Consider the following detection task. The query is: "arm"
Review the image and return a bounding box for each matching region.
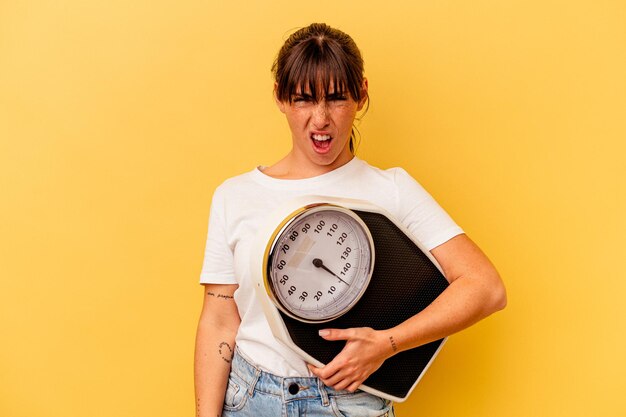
[194,283,240,417]
[308,233,507,392]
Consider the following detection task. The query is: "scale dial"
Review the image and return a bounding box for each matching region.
[264,204,375,323]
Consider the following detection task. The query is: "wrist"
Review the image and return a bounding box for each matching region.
[379,328,401,357]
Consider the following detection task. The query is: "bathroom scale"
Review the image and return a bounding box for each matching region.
[252,196,449,402]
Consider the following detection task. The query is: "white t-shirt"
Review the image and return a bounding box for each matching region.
[200,157,463,376]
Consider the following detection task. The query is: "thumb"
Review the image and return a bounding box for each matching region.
[318,328,352,341]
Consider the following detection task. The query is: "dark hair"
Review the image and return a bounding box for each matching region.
[271,23,367,152]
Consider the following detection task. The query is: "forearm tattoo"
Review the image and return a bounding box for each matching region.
[196,397,221,417]
[218,341,234,363]
[207,291,234,300]
[389,336,398,353]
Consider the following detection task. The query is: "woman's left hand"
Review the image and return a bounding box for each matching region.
[307,327,392,392]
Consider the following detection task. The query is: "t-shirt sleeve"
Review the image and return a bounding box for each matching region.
[199,186,237,284]
[393,168,464,250]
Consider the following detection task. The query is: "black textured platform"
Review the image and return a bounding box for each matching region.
[279,210,449,399]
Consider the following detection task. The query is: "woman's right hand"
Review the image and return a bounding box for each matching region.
[194,283,240,417]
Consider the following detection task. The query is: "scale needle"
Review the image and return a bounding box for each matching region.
[312,258,349,285]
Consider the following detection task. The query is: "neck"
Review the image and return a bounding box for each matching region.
[262,152,354,180]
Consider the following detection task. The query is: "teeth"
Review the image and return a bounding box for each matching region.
[312,134,331,141]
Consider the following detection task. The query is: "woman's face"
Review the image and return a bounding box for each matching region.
[276,80,367,174]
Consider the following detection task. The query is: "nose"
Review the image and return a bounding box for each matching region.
[311,101,330,128]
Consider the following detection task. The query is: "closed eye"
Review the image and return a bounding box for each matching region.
[292,94,314,102]
[326,94,348,101]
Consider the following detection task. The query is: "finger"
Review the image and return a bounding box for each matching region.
[324,360,360,388]
[314,354,348,380]
[346,380,361,393]
[318,328,354,341]
[315,362,341,380]
[309,364,335,381]
[307,363,322,376]
[321,368,348,387]
[330,377,354,391]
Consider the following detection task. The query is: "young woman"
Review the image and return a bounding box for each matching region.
[194,23,507,417]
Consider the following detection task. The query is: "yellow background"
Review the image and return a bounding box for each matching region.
[1,1,625,416]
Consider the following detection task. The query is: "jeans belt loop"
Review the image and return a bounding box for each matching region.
[317,378,330,407]
[248,367,261,397]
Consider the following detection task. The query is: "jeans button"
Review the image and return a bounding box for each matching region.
[288,383,299,395]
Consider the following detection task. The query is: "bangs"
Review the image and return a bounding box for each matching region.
[275,38,363,103]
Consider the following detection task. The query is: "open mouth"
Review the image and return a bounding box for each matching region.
[311,133,332,151]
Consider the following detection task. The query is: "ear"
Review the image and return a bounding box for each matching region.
[357,78,369,111]
[274,83,287,114]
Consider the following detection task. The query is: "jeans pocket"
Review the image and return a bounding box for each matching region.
[330,392,392,417]
[223,376,248,411]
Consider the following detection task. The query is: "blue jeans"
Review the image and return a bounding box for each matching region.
[223,349,395,417]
